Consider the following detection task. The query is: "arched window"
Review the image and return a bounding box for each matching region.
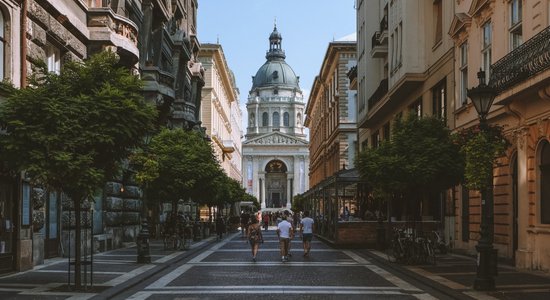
[283,112,289,126]
[0,10,5,80]
[272,112,280,128]
[540,140,550,223]
[262,112,269,126]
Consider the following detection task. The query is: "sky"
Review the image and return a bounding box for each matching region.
[197,0,356,135]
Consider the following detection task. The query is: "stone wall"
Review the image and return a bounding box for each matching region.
[103,182,142,248]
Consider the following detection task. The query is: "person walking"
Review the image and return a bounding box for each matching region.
[247,216,263,262]
[215,215,225,241]
[300,211,315,257]
[240,210,250,238]
[262,213,269,231]
[276,214,293,262]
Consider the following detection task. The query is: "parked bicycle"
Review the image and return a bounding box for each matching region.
[386,227,436,265]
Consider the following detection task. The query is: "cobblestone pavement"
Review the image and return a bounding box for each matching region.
[2,228,550,299]
[102,229,455,300]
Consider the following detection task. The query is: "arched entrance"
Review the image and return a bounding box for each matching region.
[265,160,288,208]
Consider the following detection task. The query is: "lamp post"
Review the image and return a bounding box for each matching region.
[467,70,498,290]
[137,135,152,263]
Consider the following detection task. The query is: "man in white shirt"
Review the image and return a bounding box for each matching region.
[276,216,293,262]
[300,211,315,257]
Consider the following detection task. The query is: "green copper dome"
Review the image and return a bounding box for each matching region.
[251,26,300,89]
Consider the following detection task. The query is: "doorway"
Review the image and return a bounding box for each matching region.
[265,160,288,208]
[512,155,518,261]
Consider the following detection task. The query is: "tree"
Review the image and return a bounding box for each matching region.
[131,127,220,218]
[357,114,463,222]
[0,51,157,288]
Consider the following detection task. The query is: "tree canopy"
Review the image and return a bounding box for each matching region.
[357,114,463,209]
[131,127,221,210]
[0,51,157,199]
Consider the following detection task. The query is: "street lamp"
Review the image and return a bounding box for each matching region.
[467,69,498,290]
[137,134,153,263]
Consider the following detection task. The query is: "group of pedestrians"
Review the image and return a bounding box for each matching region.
[245,210,315,262]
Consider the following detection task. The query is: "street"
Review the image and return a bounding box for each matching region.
[1,228,550,300]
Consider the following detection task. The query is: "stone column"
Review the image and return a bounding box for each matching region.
[286,176,293,209]
[515,128,532,268]
[260,173,266,209]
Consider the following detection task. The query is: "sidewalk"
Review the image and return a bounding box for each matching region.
[0,236,217,300]
[365,249,550,300]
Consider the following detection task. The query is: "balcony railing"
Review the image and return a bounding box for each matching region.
[367,78,389,110]
[490,25,550,94]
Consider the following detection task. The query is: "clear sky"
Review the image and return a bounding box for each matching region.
[197,0,356,135]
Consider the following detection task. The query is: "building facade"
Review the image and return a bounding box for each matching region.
[305,37,357,188]
[0,0,22,275]
[450,0,550,272]
[199,43,242,183]
[356,0,456,226]
[242,26,309,211]
[0,0,204,274]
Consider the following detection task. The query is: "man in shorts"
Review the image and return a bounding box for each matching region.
[276,215,293,262]
[300,211,314,257]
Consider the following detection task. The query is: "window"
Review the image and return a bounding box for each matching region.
[409,98,422,117]
[460,43,468,105]
[283,112,289,126]
[371,131,380,148]
[540,140,550,224]
[383,122,390,140]
[0,11,4,80]
[509,0,522,50]
[434,0,443,44]
[272,112,280,128]
[432,80,446,122]
[46,43,61,74]
[262,112,269,126]
[481,22,492,82]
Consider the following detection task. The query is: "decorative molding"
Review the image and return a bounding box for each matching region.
[244,132,308,146]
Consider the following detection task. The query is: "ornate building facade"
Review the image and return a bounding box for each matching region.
[450,0,550,272]
[306,36,357,188]
[0,0,204,274]
[199,43,242,183]
[242,26,309,210]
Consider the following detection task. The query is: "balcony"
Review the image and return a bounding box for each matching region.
[87,7,139,64]
[370,32,388,58]
[490,25,550,95]
[367,78,388,110]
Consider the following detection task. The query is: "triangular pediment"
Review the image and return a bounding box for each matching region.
[468,0,491,17]
[243,132,308,146]
[449,12,471,38]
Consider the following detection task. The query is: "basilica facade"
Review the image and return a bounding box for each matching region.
[242,26,309,211]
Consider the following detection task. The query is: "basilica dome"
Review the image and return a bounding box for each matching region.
[251,26,300,89]
[252,60,299,89]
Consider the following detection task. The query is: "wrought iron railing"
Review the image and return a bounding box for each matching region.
[490,25,550,93]
[367,78,389,110]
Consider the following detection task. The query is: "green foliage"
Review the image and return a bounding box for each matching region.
[0,51,157,200]
[291,193,306,213]
[357,114,464,195]
[131,128,220,206]
[454,123,510,190]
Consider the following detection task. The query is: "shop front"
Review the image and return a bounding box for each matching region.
[0,177,16,273]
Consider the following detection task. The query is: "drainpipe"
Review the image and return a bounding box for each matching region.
[21,0,27,87]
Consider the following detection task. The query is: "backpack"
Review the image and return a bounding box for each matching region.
[249,226,261,242]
